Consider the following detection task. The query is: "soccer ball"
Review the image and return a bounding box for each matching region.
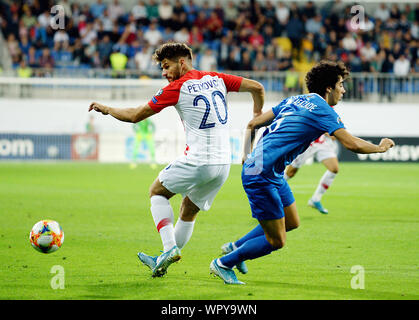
[29,220,64,254]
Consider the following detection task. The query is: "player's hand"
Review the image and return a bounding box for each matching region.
[378,138,395,152]
[89,102,109,115]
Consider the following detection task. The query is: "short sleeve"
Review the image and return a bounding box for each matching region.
[147,83,181,113]
[271,98,291,116]
[320,107,346,135]
[217,73,243,92]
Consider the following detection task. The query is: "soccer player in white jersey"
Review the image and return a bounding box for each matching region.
[284,132,339,214]
[88,42,265,277]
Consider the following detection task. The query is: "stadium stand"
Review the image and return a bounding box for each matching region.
[0,0,419,100]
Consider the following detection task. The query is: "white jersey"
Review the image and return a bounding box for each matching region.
[148,70,243,165]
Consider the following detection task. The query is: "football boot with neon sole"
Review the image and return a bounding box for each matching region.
[152,245,181,278]
[221,242,248,274]
[308,198,329,214]
[210,259,245,285]
[137,252,158,271]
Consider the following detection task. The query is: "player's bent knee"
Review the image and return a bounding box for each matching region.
[287,220,300,231]
[330,167,339,174]
[267,236,286,250]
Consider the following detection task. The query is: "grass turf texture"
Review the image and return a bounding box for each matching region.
[0,162,418,300]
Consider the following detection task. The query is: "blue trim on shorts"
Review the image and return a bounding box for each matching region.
[243,179,295,221]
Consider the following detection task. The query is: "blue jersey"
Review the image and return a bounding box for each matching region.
[242,93,345,186]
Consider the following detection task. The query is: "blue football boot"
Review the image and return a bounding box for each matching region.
[308,198,329,214]
[152,245,181,278]
[137,252,158,271]
[210,259,245,285]
[221,242,248,274]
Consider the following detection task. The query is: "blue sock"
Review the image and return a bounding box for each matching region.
[234,224,265,248]
[220,235,277,269]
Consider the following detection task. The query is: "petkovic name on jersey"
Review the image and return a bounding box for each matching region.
[187,78,220,94]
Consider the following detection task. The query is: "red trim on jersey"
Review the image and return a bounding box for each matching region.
[147,70,243,113]
[148,81,182,113]
[156,218,171,232]
[184,144,189,155]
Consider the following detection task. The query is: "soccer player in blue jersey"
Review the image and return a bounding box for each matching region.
[210,61,395,284]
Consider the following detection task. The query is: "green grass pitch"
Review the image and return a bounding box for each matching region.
[0,162,418,300]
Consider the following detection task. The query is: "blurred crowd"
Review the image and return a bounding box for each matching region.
[1,0,419,78]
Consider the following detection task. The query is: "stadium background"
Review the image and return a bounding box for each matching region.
[0,0,418,302]
[1,0,419,164]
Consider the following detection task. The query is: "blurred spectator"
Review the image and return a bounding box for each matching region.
[7,34,20,63]
[342,33,357,52]
[278,50,293,71]
[39,47,55,68]
[390,4,401,20]
[134,42,153,73]
[37,10,51,29]
[248,29,264,49]
[225,47,241,70]
[284,66,299,94]
[206,11,223,40]
[161,26,175,43]
[158,0,173,28]
[360,41,377,61]
[253,52,267,71]
[411,21,419,40]
[108,0,124,23]
[394,54,410,76]
[375,3,390,22]
[224,1,238,30]
[90,0,106,19]
[199,48,217,71]
[189,26,203,49]
[17,59,32,78]
[184,0,199,25]
[306,14,322,35]
[144,22,162,47]
[286,12,304,50]
[301,1,317,20]
[21,6,37,29]
[239,51,252,71]
[174,27,189,43]
[27,46,39,68]
[276,1,290,29]
[146,0,159,21]
[265,50,279,71]
[53,29,69,47]
[132,0,148,26]
[80,22,97,46]
[110,47,128,76]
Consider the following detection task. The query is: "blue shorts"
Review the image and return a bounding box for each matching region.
[243,180,295,221]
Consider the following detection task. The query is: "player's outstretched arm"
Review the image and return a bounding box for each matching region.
[88,102,156,123]
[333,128,395,154]
[238,78,265,117]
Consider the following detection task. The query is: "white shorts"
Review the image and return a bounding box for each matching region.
[291,139,338,169]
[158,158,230,211]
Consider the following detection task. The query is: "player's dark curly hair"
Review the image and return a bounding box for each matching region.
[305,60,349,97]
[152,42,193,63]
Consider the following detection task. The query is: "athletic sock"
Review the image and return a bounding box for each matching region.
[234,224,265,248]
[311,170,336,202]
[220,235,277,269]
[174,218,195,249]
[150,195,176,252]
